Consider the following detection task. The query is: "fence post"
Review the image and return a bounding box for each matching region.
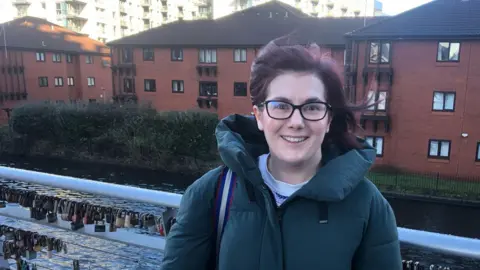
[435,172,440,195]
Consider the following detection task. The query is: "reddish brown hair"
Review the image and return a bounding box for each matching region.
[249,36,372,153]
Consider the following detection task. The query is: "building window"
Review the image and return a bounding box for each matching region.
[171,48,183,61]
[143,48,154,61]
[89,99,97,103]
[234,82,247,96]
[367,91,387,111]
[54,77,64,86]
[52,53,61,63]
[38,77,48,87]
[199,49,217,63]
[67,77,74,86]
[437,42,460,62]
[234,49,247,62]
[66,54,73,63]
[199,82,218,96]
[36,52,45,62]
[476,142,480,162]
[144,79,156,92]
[86,55,93,64]
[432,91,455,112]
[124,78,133,92]
[428,139,451,159]
[122,48,133,63]
[369,42,390,64]
[365,136,384,157]
[172,80,184,93]
[87,77,95,86]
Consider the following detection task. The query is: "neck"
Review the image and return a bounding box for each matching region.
[268,152,322,185]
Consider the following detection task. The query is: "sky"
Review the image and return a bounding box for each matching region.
[381,0,434,15]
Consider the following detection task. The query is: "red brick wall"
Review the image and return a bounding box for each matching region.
[0,49,112,106]
[354,40,480,177]
[113,46,346,118]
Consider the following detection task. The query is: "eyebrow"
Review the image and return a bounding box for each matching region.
[269,97,326,103]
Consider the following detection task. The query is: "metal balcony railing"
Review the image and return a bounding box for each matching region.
[0,166,477,268]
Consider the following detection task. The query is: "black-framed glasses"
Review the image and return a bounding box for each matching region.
[258,100,331,121]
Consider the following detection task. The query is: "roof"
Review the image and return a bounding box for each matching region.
[0,16,109,55]
[108,0,387,47]
[347,0,480,39]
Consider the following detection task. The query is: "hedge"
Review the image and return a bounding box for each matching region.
[0,102,221,174]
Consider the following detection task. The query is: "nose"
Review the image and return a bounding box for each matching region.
[287,108,305,129]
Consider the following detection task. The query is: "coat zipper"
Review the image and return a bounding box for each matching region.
[261,184,286,270]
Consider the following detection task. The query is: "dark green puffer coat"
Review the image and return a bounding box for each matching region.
[162,114,402,270]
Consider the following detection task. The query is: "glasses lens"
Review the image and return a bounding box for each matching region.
[266,101,293,119]
[301,102,328,120]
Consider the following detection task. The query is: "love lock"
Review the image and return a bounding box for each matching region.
[0,200,6,208]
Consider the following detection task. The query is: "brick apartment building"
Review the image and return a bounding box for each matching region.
[107,1,383,117]
[0,16,112,122]
[345,0,480,177]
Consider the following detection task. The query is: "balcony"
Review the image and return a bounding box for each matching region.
[141,0,150,6]
[12,0,31,5]
[119,5,127,14]
[65,9,87,20]
[143,12,150,19]
[161,6,168,12]
[120,19,128,28]
[64,0,88,5]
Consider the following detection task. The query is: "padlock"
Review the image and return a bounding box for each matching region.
[0,200,6,208]
[109,220,116,232]
[5,229,14,241]
[47,238,54,259]
[94,220,106,232]
[47,211,57,223]
[24,250,37,260]
[73,259,80,270]
[124,212,132,228]
[146,215,157,233]
[115,210,125,228]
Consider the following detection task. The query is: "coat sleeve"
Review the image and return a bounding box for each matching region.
[161,167,221,270]
[353,187,402,270]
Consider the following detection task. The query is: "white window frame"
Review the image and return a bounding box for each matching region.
[476,142,480,162]
[432,91,455,111]
[36,52,45,62]
[234,49,247,62]
[172,80,184,93]
[87,77,95,86]
[428,139,451,159]
[365,136,384,157]
[67,77,74,86]
[52,53,61,62]
[367,90,387,111]
[86,55,93,64]
[199,49,217,63]
[54,77,63,86]
[437,42,460,62]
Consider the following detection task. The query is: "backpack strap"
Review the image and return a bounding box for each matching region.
[213,166,236,265]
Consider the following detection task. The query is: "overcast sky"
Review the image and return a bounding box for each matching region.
[382,0,433,15]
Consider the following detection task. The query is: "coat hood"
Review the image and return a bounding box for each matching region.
[215,114,376,202]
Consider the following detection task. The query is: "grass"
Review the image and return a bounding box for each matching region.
[367,171,480,201]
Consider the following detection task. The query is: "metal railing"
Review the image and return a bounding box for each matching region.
[0,166,478,265]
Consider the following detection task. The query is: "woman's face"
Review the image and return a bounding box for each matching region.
[253,71,331,166]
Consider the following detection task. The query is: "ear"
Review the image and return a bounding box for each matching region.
[252,105,264,131]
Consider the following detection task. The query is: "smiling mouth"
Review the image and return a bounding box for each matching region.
[281,136,308,143]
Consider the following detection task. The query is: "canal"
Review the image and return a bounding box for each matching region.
[0,155,479,269]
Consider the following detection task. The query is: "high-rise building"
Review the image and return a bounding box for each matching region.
[0,0,215,43]
[212,0,383,19]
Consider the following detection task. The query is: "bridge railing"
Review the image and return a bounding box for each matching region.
[0,166,478,268]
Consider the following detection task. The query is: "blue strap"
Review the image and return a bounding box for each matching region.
[214,167,236,267]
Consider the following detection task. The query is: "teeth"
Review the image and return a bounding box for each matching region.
[281,136,307,143]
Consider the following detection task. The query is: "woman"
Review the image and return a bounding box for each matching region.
[161,38,402,270]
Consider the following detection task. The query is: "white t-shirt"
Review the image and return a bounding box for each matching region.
[258,153,310,206]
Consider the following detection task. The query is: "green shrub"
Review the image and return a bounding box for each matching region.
[6,102,220,173]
